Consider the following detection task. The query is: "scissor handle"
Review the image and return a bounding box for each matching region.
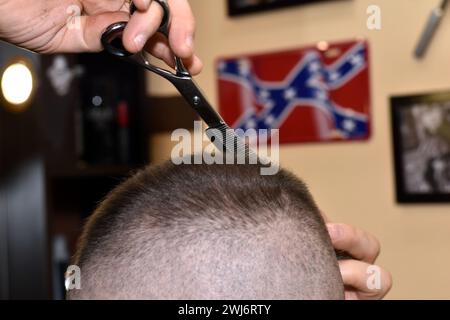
[101,0,170,58]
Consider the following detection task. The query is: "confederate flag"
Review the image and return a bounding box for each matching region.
[217,40,371,144]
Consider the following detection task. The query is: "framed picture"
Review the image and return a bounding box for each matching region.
[228,0,336,16]
[391,91,450,203]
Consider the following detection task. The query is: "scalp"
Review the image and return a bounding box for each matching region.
[68,162,344,300]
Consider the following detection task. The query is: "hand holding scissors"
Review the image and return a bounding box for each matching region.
[0,0,200,75]
[102,0,253,158]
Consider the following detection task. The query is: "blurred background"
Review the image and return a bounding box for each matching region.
[1,0,450,299]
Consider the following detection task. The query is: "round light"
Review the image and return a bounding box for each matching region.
[1,62,34,106]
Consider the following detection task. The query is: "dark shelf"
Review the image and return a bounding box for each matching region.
[1,44,152,299]
[48,163,138,179]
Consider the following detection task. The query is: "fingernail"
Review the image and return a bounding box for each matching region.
[327,224,342,241]
[185,34,194,50]
[134,34,146,51]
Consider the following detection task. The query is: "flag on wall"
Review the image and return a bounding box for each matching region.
[217,40,371,144]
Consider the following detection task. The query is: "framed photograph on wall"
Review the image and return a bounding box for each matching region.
[391,91,450,203]
[228,0,336,16]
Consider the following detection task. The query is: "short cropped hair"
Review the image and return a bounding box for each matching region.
[68,160,344,299]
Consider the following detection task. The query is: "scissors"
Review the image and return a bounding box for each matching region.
[101,0,250,158]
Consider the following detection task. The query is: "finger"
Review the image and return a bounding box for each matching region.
[185,55,203,75]
[327,223,380,263]
[339,260,392,300]
[178,54,203,75]
[54,11,130,53]
[167,0,196,59]
[132,0,152,11]
[144,35,203,75]
[122,0,164,53]
[144,34,175,68]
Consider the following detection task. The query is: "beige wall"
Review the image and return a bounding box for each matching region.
[147,0,450,299]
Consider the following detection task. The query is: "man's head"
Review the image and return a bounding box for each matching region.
[68,161,344,299]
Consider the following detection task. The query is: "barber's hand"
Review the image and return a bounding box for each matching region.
[326,223,392,299]
[0,0,202,74]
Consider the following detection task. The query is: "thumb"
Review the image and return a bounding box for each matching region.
[55,11,130,53]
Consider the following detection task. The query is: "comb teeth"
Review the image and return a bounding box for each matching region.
[206,124,258,163]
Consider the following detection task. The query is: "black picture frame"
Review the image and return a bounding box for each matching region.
[391,91,450,203]
[228,0,336,16]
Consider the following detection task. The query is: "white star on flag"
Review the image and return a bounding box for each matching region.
[343,119,356,132]
[284,88,297,100]
[218,61,227,72]
[307,76,327,90]
[264,100,275,109]
[329,71,340,82]
[350,54,363,66]
[315,90,328,101]
[238,59,251,76]
[308,61,321,73]
[265,115,276,126]
[245,119,257,129]
[258,89,270,100]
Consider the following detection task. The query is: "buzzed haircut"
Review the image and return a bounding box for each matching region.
[67,159,344,300]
